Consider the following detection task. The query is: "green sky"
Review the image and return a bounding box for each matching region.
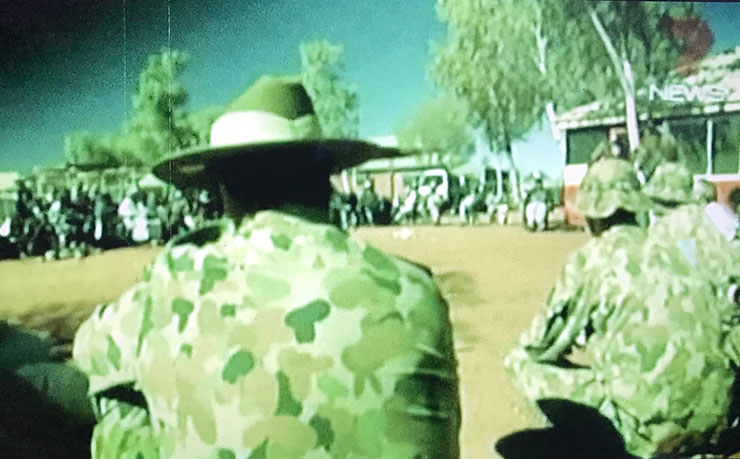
[1,1,740,174]
[0,0,444,173]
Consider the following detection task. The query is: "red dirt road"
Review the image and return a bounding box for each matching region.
[0,224,588,458]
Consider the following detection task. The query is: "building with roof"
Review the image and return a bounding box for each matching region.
[556,48,740,224]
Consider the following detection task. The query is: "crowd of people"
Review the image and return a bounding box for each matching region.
[329,174,552,230]
[1,169,554,263]
[0,177,220,260]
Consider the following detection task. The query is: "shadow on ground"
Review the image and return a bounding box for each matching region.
[495,399,636,459]
[496,397,740,459]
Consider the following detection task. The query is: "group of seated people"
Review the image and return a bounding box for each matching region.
[0,179,220,260]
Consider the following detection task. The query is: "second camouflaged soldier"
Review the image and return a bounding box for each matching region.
[73,75,461,458]
[504,158,740,456]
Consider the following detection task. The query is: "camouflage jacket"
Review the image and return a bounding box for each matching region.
[646,204,740,282]
[588,235,738,456]
[522,224,647,362]
[73,211,461,458]
[646,203,740,367]
[511,217,740,456]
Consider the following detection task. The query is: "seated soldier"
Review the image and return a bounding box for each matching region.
[73,75,461,458]
[506,158,740,457]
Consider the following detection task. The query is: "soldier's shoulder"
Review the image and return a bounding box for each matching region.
[662,203,704,221]
[168,219,232,248]
[583,225,645,255]
[392,255,434,278]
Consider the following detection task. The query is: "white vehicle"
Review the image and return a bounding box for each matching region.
[418,169,450,199]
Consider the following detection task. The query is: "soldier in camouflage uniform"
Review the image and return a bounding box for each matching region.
[73,75,461,458]
[642,161,694,225]
[506,158,740,456]
[505,159,650,392]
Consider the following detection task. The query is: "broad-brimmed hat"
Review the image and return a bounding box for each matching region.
[153,75,398,188]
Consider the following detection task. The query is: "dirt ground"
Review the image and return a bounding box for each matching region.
[0,223,589,458]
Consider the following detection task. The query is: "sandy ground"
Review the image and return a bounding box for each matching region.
[0,223,589,458]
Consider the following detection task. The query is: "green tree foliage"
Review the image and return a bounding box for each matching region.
[511,0,618,137]
[186,105,226,147]
[63,132,123,167]
[63,48,199,168]
[300,40,359,138]
[123,49,196,165]
[431,0,547,201]
[585,2,689,151]
[395,96,474,167]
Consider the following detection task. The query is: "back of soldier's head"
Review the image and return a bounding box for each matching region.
[577,158,650,236]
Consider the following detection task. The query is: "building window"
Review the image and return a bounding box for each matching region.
[566,127,609,165]
[666,118,707,175]
[712,115,740,174]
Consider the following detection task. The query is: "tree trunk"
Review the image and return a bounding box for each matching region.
[545,101,561,142]
[341,170,350,193]
[494,161,504,198]
[589,8,640,152]
[623,60,640,152]
[532,15,561,143]
[505,142,522,204]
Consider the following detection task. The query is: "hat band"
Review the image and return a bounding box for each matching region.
[210,111,322,148]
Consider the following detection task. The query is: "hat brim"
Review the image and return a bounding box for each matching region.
[153,139,399,189]
[576,189,654,219]
[644,187,694,205]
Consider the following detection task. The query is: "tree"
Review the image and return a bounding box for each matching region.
[511,0,619,142]
[395,96,474,168]
[431,0,547,201]
[185,105,225,147]
[63,132,122,167]
[586,2,688,152]
[300,40,359,138]
[122,48,195,165]
[61,48,200,168]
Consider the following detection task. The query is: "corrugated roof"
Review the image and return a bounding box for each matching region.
[556,48,740,130]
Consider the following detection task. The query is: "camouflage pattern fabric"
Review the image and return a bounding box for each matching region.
[509,224,646,363]
[506,216,740,457]
[92,399,159,459]
[73,210,461,458]
[576,158,652,219]
[647,204,740,283]
[694,179,717,204]
[646,203,740,367]
[643,162,694,205]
